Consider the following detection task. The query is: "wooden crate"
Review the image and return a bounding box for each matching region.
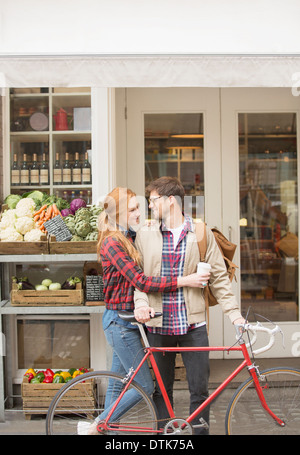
[0,204,49,254]
[48,235,97,254]
[22,372,94,419]
[0,235,49,255]
[11,282,84,306]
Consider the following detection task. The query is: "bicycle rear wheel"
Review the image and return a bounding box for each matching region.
[225,367,300,435]
[46,371,158,435]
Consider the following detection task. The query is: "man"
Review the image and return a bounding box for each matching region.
[134,177,244,435]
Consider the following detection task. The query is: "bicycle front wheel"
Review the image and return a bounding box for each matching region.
[225,367,300,435]
[46,371,158,435]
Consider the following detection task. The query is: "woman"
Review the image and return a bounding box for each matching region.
[79,187,208,434]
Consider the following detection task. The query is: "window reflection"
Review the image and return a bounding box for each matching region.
[144,113,204,220]
[239,113,298,321]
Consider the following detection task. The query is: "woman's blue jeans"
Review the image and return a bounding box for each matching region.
[96,320,154,423]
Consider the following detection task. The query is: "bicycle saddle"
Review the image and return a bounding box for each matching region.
[118,310,162,323]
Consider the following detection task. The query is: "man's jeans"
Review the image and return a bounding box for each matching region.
[147,325,210,435]
[96,320,154,423]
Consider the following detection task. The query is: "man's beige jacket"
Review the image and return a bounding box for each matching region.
[134,221,242,328]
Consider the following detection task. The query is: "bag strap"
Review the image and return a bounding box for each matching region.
[195,222,210,332]
[195,222,206,261]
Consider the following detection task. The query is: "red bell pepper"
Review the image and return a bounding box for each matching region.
[79,367,88,373]
[24,373,34,382]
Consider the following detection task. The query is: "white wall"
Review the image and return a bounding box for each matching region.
[1,0,300,55]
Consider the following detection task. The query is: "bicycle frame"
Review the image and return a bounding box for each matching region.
[100,333,285,434]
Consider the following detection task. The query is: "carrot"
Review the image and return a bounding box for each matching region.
[45,205,53,219]
[52,203,59,216]
[34,214,40,222]
[34,204,48,216]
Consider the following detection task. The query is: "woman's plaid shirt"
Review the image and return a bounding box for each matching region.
[100,232,177,310]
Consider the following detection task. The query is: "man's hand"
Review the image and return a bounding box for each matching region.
[134,306,155,323]
[233,317,246,326]
[177,273,210,288]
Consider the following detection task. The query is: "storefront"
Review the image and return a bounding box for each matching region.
[1,1,300,419]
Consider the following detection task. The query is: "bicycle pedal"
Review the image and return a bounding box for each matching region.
[193,418,209,430]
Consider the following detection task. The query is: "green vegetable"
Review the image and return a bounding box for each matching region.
[35,372,45,382]
[68,368,77,376]
[35,284,48,291]
[75,207,91,222]
[75,220,91,238]
[30,377,42,384]
[49,283,61,290]
[4,194,22,209]
[42,279,52,287]
[85,231,98,241]
[53,375,64,383]
[71,235,84,242]
[90,205,103,216]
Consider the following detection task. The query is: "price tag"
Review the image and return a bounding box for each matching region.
[44,215,72,242]
[85,275,104,301]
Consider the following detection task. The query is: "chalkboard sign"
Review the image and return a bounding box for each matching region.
[44,215,72,242]
[85,275,104,301]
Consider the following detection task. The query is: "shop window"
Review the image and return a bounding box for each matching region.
[144,113,204,220]
[17,318,90,369]
[239,113,298,321]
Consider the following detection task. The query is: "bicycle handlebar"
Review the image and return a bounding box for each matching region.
[235,322,284,355]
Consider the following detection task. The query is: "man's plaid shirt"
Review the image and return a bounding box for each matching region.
[148,215,199,336]
[100,231,177,310]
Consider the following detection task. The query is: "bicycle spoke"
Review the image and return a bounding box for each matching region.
[226,368,300,435]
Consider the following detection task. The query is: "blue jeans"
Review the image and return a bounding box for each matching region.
[96,318,154,423]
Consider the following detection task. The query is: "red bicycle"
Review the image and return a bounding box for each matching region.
[46,312,300,435]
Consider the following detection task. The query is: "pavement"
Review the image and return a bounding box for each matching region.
[0,358,299,436]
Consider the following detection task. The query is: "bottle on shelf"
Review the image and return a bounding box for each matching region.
[53,152,62,185]
[30,153,40,186]
[63,152,72,185]
[40,153,49,185]
[82,152,92,184]
[20,153,29,185]
[72,152,82,184]
[87,190,92,205]
[11,153,20,186]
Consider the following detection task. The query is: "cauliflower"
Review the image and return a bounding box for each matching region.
[0,209,17,230]
[0,227,23,242]
[24,228,43,242]
[15,198,36,218]
[15,216,35,235]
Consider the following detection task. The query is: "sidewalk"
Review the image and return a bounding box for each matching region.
[0,358,299,435]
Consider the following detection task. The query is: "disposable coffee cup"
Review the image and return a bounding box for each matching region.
[197,262,211,286]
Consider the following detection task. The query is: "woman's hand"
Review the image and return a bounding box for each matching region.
[134,306,155,323]
[177,273,210,288]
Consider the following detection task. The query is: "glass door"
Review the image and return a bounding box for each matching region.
[144,113,204,220]
[222,88,300,357]
[124,88,225,351]
[239,112,298,322]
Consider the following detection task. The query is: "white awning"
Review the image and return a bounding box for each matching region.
[1,54,300,88]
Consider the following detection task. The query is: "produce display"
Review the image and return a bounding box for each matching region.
[1,191,102,243]
[62,202,102,242]
[24,367,89,384]
[13,275,82,291]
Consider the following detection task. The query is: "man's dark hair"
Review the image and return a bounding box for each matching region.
[146,177,185,204]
